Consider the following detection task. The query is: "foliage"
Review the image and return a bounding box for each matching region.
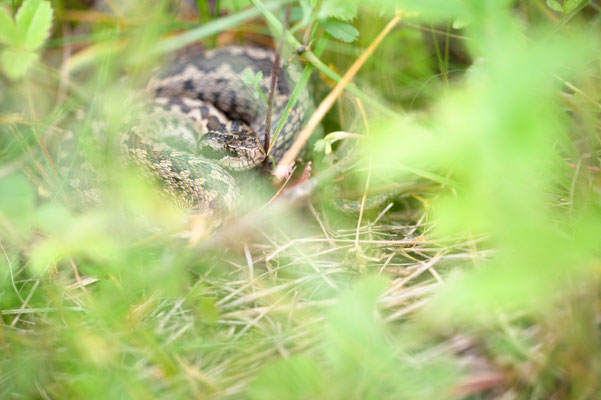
[2,0,601,399]
[0,0,53,79]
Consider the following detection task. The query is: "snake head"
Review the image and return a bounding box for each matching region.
[199,126,266,171]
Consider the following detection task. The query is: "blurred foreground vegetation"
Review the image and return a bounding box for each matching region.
[2,0,601,398]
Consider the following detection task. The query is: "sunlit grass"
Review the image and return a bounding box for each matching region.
[2,0,601,398]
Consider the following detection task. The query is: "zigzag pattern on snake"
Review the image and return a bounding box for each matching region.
[117,46,312,218]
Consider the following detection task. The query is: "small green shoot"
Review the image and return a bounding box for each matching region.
[242,68,269,104]
[0,0,53,79]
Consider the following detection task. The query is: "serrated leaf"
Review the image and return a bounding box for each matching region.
[320,18,359,43]
[314,0,358,21]
[15,0,53,50]
[546,0,563,12]
[1,48,38,79]
[241,68,257,85]
[0,8,17,46]
[564,0,583,13]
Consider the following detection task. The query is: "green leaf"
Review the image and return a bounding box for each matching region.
[249,356,326,400]
[241,68,268,104]
[564,0,583,13]
[452,18,469,29]
[314,0,358,21]
[0,174,35,233]
[0,8,17,45]
[320,18,359,43]
[15,0,53,50]
[241,68,262,86]
[1,47,38,79]
[314,131,360,155]
[546,0,563,12]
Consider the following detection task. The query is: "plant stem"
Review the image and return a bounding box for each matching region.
[302,0,323,45]
[250,0,402,119]
[274,12,403,180]
[430,23,447,86]
[153,0,293,55]
[25,79,59,182]
[196,0,210,23]
[267,35,327,156]
[263,5,292,170]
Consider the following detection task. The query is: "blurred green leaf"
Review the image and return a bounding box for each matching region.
[242,68,268,103]
[29,212,119,275]
[0,7,17,45]
[452,17,469,29]
[15,0,53,50]
[565,0,585,13]
[249,356,326,400]
[0,174,35,232]
[546,0,563,12]
[366,3,597,322]
[0,0,53,79]
[35,203,74,235]
[314,131,360,155]
[313,0,358,21]
[3,0,601,398]
[320,18,359,42]
[372,0,514,20]
[546,0,583,13]
[0,47,38,79]
[323,276,459,399]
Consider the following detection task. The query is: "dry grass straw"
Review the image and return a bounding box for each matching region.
[274,12,403,179]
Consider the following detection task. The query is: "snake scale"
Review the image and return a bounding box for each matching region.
[115,46,312,219]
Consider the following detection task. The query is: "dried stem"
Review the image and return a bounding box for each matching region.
[352,99,371,252]
[263,4,292,170]
[274,12,403,180]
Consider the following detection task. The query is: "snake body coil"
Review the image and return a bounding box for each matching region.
[122,46,311,218]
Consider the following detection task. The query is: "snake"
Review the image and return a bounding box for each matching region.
[110,46,312,219]
[61,46,381,221]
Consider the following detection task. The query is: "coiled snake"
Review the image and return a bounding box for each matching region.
[118,46,311,219]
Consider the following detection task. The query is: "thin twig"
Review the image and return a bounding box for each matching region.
[307,200,335,248]
[243,243,255,284]
[263,5,291,170]
[251,0,402,119]
[274,12,403,179]
[352,99,371,252]
[11,279,40,327]
[302,0,323,45]
[2,243,24,303]
[25,80,59,181]
[263,50,279,167]
[384,253,443,295]
[69,258,88,293]
[1,306,84,315]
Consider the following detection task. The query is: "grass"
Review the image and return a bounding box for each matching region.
[2,0,601,399]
